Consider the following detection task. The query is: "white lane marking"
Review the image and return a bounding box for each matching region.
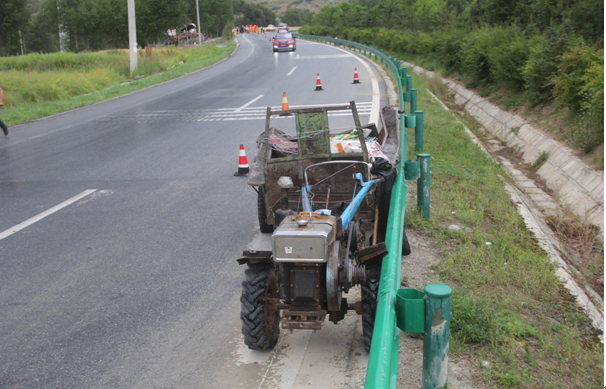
[203,111,372,121]
[89,102,373,117]
[195,102,373,121]
[235,95,264,112]
[217,111,372,121]
[0,189,97,241]
[329,46,381,126]
[239,34,256,64]
[295,54,351,59]
[287,66,297,76]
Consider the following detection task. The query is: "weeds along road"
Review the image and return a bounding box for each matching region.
[0,34,390,388]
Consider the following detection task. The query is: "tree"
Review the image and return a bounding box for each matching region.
[348,5,370,28]
[413,0,447,28]
[234,0,276,26]
[569,0,603,45]
[0,0,31,55]
[312,4,336,27]
[26,1,60,53]
[281,8,313,26]
[136,0,185,46]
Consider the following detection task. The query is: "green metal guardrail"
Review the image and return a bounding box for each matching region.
[295,34,452,388]
[296,34,412,388]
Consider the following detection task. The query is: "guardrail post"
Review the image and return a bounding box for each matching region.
[423,284,452,389]
[415,110,424,151]
[406,75,412,92]
[417,152,430,218]
[411,89,417,114]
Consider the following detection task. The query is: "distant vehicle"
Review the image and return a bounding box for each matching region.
[163,23,203,46]
[278,23,288,31]
[273,32,296,52]
[266,24,276,32]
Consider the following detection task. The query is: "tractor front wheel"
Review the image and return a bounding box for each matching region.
[240,264,280,350]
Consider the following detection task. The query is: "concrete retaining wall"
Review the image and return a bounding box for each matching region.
[405,63,604,232]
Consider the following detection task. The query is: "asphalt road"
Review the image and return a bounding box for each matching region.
[0,34,390,388]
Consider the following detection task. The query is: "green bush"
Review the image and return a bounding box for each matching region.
[450,292,499,344]
[551,45,604,112]
[486,31,530,90]
[435,30,466,73]
[550,45,603,152]
[300,25,602,153]
[451,292,538,345]
[459,26,529,87]
[567,102,604,153]
[460,27,500,83]
[522,20,578,102]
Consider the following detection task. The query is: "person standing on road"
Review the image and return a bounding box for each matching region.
[0,85,7,136]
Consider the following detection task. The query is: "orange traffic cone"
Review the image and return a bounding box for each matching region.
[234,145,249,176]
[280,92,292,116]
[315,73,323,91]
[281,92,290,110]
[353,68,360,84]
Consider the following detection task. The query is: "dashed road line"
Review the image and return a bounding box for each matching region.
[0,190,97,241]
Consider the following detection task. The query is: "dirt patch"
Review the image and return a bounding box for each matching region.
[491,145,553,196]
[489,141,603,299]
[545,213,605,298]
[397,225,484,389]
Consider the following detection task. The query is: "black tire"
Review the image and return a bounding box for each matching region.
[402,229,411,256]
[240,265,280,350]
[362,262,381,352]
[257,189,274,233]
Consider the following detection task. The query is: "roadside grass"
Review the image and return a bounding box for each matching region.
[400,67,603,388]
[0,43,236,127]
[304,40,603,387]
[421,64,604,301]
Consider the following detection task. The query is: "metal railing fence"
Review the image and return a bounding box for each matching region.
[296,33,409,389]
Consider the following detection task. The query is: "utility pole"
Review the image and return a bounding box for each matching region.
[195,0,202,46]
[127,0,138,74]
[57,0,68,52]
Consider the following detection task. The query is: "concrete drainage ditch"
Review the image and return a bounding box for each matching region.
[398,64,604,340]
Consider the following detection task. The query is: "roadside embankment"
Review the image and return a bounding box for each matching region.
[0,42,236,128]
[404,62,604,235]
[399,62,603,340]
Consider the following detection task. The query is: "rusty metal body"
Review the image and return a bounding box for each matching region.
[239,102,401,338]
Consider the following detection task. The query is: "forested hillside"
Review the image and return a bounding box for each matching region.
[0,0,279,54]
[298,0,603,160]
[1,0,602,159]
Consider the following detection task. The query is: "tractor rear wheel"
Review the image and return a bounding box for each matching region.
[257,188,274,233]
[362,262,381,352]
[240,264,280,350]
